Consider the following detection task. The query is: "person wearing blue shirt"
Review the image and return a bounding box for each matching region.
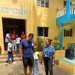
[19,33,34,75]
[41,39,55,75]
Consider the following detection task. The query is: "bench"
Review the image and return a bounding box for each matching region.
[59,58,75,74]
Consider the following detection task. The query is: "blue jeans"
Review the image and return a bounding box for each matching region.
[6,52,14,63]
[33,60,39,75]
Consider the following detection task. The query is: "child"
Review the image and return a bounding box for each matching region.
[16,35,21,56]
[5,39,16,65]
[33,46,39,75]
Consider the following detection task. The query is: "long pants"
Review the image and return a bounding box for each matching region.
[33,60,39,75]
[6,52,14,63]
[5,42,8,51]
[12,40,16,51]
[44,57,53,75]
[16,44,19,54]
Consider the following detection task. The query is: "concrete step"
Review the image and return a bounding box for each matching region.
[0,57,19,63]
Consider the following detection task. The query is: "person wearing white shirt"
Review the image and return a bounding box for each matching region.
[16,35,21,55]
[5,39,16,65]
[5,32,11,50]
[33,46,39,75]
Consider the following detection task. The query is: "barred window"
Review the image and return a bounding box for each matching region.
[37,0,49,8]
[64,29,72,37]
[37,27,49,37]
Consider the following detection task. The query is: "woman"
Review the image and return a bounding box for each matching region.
[41,39,55,75]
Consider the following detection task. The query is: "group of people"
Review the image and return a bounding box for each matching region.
[5,31,26,54]
[19,33,55,75]
[5,30,26,64]
[5,32,55,75]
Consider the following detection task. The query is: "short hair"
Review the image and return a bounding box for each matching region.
[47,39,52,44]
[28,33,34,37]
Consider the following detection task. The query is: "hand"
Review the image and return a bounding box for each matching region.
[19,56,22,61]
[52,61,55,66]
[40,60,42,65]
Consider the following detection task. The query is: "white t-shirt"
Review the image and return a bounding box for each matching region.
[16,37,21,44]
[33,51,39,60]
[5,33,10,43]
[7,42,13,52]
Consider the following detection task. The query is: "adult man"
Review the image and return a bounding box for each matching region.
[19,33,34,75]
[5,31,11,51]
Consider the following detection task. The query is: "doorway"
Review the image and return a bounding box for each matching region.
[2,18,26,50]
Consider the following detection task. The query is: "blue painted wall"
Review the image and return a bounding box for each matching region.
[56,0,71,25]
[59,23,63,49]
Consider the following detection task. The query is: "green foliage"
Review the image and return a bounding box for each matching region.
[53,24,75,50]
[35,37,44,51]
[53,36,60,50]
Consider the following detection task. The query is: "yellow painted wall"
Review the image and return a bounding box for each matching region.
[33,0,64,41]
[0,0,64,53]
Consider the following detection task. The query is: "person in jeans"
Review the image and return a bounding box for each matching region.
[5,31,11,51]
[33,46,39,75]
[11,30,16,52]
[16,35,21,56]
[5,39,16,65]
[19,33,34,75]
[41,39,55,75]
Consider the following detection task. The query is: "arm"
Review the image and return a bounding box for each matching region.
[19,45,23,61]
[39,52,44,65]
[52,52,55,66]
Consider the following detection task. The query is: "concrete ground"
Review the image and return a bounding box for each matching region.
[0,61,73,75]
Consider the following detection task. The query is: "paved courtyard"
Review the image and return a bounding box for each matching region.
[0,61,73,75]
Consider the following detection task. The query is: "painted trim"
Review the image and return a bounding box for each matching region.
[56,0,71,25]
[59,23,63,49]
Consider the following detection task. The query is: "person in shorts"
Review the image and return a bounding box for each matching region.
[19,33,34,75]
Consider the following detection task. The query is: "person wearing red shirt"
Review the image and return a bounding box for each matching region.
[20,31,26,40]
[11,31,16,52]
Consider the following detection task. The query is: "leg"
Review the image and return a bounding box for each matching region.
[17,44,19,54]
[22,58,29,75]
[24,68,27,75]
[14,40,16,52]
[16,44,18,54]
[36,60,39,75]
[29,58,34,75]
[29,66,33,75]
[12,41,15,51]
[44,58,48,75]
[6,53,11,63]
[33,60,36,75]
[48,60,53,75]
[11,53,14,63]
[6,42,8,51]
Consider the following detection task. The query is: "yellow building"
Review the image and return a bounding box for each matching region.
[0,0,75,53]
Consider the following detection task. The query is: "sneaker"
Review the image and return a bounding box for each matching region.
[5,63,8,66]
[12,62,16,64]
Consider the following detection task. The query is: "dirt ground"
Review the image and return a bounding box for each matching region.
[0,61,73,75]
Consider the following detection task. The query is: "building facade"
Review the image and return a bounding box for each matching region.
[0,0,75,53]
